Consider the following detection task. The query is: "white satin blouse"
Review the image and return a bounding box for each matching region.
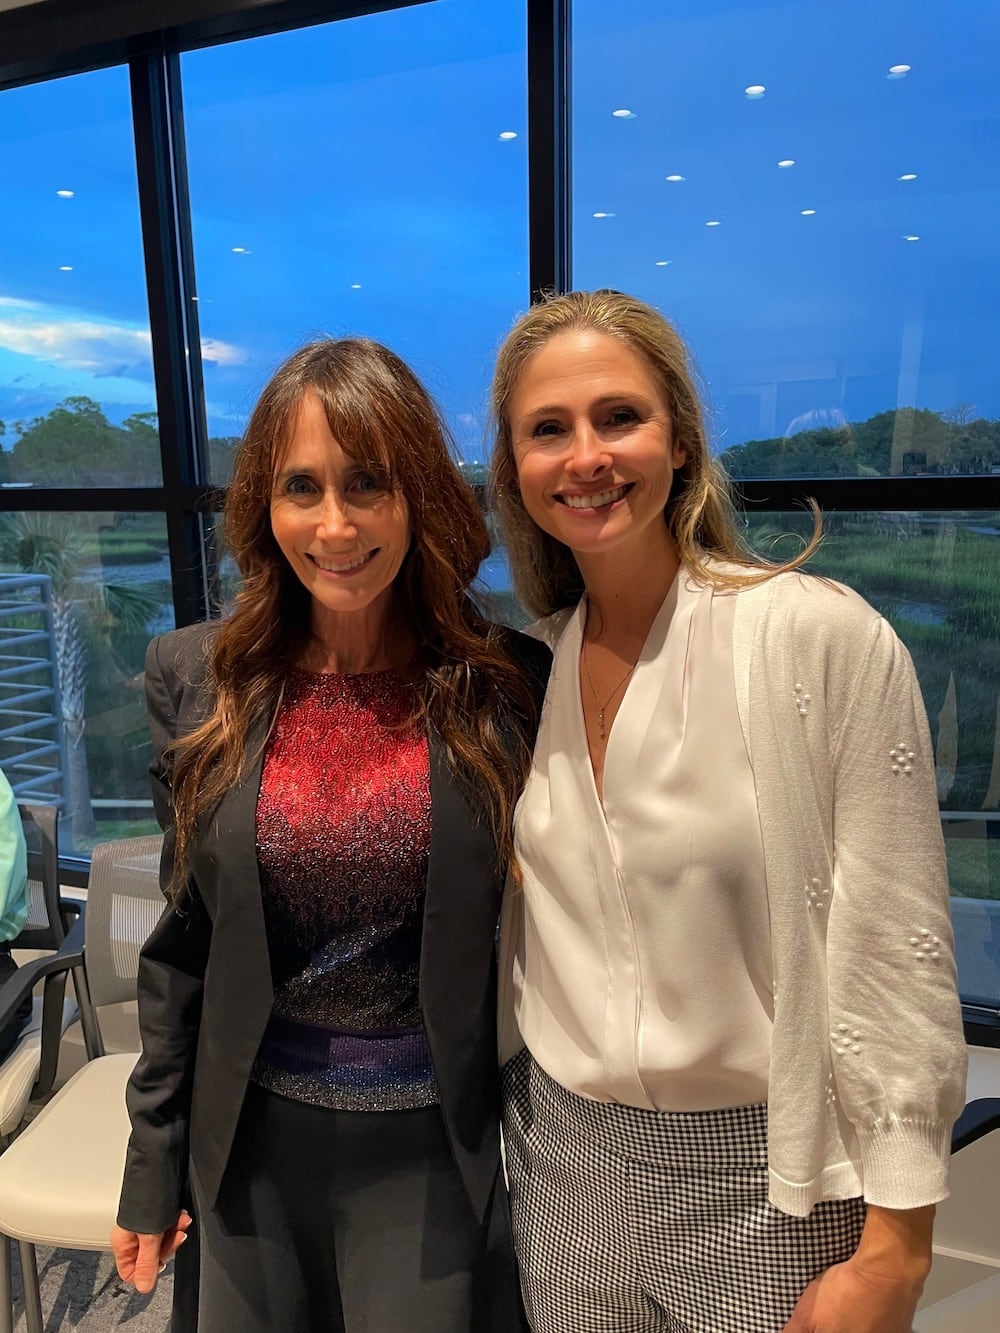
[511,570,774,1112]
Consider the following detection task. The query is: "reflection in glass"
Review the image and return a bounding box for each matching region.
[0,67,162,486]
[0,512,172,854]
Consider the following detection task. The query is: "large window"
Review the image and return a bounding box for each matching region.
[181,0,529,481]
[572,0,1000,478]
[0,510,171,850]
[0,0,529,859]
[0,67,161,487]
[569,0,1000,1010]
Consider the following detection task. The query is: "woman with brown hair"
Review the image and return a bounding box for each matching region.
[490,290,966,1333]
[111,337,548,1332]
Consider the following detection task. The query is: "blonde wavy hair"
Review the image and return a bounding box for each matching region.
[489,289,819,618]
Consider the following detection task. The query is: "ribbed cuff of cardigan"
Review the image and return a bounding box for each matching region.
[767,1117,954,1218]
[854,1116,953,1210]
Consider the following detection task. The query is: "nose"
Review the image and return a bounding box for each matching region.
[566,421,612,480]
[315,490,358,543]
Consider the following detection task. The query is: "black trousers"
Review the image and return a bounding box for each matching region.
[179,1082,526,1333]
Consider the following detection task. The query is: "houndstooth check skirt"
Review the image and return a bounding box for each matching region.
[502,1049,866,1333]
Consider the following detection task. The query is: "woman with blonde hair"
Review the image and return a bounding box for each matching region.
[112,337,548,1331]
[490,289,966,1333]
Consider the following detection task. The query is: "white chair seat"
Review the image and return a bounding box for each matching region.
[0,1052,137,1249]
[0,998,79,1138]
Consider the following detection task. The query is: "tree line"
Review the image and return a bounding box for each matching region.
[0,397,239,486]
[718,404,1000,479]
[2,395,1000,486]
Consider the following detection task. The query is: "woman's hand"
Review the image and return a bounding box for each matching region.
[111,1209,191,1294]
[782,1257,923,1331]
[782,1203,933,1332]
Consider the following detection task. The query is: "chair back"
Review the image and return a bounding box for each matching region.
[15,803,69,950]
[83,833,165,1008]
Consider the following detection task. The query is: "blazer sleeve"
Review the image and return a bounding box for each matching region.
[117,633,213,1234]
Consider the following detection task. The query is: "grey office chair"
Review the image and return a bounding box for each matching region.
[0,805,97,1150]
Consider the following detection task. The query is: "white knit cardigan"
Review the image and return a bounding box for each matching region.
[500,568,968,1216]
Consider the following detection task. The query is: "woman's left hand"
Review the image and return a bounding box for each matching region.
[782,1203,933,1332]
[781,1256,922,1332]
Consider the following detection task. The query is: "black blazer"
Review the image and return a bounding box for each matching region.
[117,620,550,1235]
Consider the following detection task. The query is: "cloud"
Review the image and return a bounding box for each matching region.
[0,294,244,372]
[200,337,245,367]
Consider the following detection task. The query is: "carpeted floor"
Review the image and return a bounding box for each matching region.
[8,1246,171,1331]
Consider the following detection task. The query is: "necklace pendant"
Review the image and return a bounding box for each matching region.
[598,706,606,739]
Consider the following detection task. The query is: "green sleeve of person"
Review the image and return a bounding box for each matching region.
[0,772,28,942]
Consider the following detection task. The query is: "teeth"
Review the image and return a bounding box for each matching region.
[561,485,627,510]
[314,551,373,572]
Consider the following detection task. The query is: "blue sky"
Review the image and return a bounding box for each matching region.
[0,0,997,465]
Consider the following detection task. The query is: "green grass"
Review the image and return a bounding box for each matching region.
[945,836,1000,902]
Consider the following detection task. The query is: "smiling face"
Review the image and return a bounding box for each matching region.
[508,328,687,575]
[269,391,411,640]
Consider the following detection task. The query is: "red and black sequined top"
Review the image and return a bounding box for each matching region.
[249,667,437,1111]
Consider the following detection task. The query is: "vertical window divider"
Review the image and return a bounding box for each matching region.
[528,0,572,299]
[130,45,215,627]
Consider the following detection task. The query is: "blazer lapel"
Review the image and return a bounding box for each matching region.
[201,716,274,1011]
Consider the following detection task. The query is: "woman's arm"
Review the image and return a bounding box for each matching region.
[0,769,27,940]
[783,1205,934,1332]
[116,634,213,1239]
[785,609,966,1328]
[824,615,966,1205]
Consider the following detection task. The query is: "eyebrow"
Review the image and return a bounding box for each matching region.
[519,391,651,418]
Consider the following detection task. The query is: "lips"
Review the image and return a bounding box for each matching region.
[310,550,377,573]
[557,483,631,509]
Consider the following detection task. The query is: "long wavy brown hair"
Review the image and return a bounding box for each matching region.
[490,289,820,618]
[166,337,540,896]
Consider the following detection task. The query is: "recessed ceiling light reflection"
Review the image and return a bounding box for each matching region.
[58,265,73,271]
[231,246,251,254]
[665,174,685,182]
[705,220,721,227]
[800,209,817,216]
[887,64,911,79]
[903,234,920,242]
[592,211,616,218]
[655,260,671,267]
[55,189,74,198]
[350,283,363,289]
[612,109,636,119]
[777,159,795,169]
[744,84,766,99]
[898,173,918,181]
[498,130,518,140]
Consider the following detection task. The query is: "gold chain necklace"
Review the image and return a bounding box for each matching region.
[581,642,639,740]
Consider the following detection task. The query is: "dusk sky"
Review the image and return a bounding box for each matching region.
[0,0,996,467]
